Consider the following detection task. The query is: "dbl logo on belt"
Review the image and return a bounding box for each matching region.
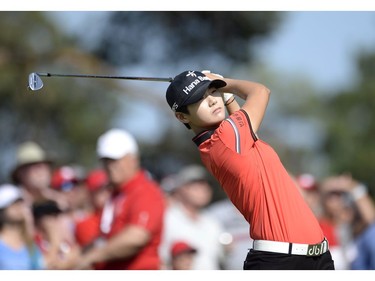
[307,239,328,256]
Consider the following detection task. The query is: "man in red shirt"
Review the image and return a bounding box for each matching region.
[74,169,112,270]
[76,129,166,270]
[165,70,335,270]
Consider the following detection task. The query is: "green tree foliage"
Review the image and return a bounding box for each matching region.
[323,50,375,195]
[94,11,282,69]
[0,12,121,181]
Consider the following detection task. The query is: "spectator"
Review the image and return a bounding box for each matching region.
[207,198,252,270]
[0,183,45,270]
[296,173,323,219]
[32,200,80,269]
[337,176,375,270]
[74,169,112,269]
[50,165,90,241]
[350,219,375,270]
[76,128,166,270]
[159,164,226,270]
[318,174,375,270]
[51,165,91,219]
[159,173,180,207]
[11,141,67,210]
[169,241,197,270]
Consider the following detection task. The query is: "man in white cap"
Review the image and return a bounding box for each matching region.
[76,128,166,270]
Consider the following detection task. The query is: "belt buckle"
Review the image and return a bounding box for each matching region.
[306,239,327,256]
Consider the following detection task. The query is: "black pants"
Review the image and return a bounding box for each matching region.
[243,249,335,270]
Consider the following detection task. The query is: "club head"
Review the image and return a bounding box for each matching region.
[28,73,43,91]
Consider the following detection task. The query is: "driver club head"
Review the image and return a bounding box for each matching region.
[28,72,43,91]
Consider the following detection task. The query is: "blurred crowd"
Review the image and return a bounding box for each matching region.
[295,172,375,270]
[1,128,375,270]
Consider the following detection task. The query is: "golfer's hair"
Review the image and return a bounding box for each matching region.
[0,209,5,230]
[176,106,191,129]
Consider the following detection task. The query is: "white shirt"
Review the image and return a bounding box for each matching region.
[207,199,253,270]
[159,201,225,270]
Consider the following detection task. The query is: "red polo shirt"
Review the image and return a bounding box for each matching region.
[193,109,324,244]
[75,210,106,269]
[75,211,101,248]
[102,170,166,270]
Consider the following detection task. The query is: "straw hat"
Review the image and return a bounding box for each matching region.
[11,141,52,183]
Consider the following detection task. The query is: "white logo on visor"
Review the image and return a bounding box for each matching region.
[186,71,197,78]
[182,72,209,96]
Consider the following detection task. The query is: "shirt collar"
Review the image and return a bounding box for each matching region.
[192,130,215,147]
[119,170,147,194]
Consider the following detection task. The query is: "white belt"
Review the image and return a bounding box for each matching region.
[252,238,329,257]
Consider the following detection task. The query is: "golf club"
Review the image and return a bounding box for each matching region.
[27,72,174,91]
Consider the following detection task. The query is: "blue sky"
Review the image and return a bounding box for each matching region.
[255,11,375,92]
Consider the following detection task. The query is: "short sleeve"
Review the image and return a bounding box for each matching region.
[218,109,258,154]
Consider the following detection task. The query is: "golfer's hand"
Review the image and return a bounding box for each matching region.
[202,70,234,104]
[201,69,224,80]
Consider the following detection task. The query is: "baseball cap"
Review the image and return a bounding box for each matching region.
[296,173,317,191]
[160,174,180,194]
[32,200,63,222]
[85,169,109,192]
[97,128,139,160]
[0,184,23,209]
[166,70,226,112]
[176,164,208,187]
[51,166,80,192]
[171,241,197,258]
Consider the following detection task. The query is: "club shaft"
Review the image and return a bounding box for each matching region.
[36,72,173,82]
